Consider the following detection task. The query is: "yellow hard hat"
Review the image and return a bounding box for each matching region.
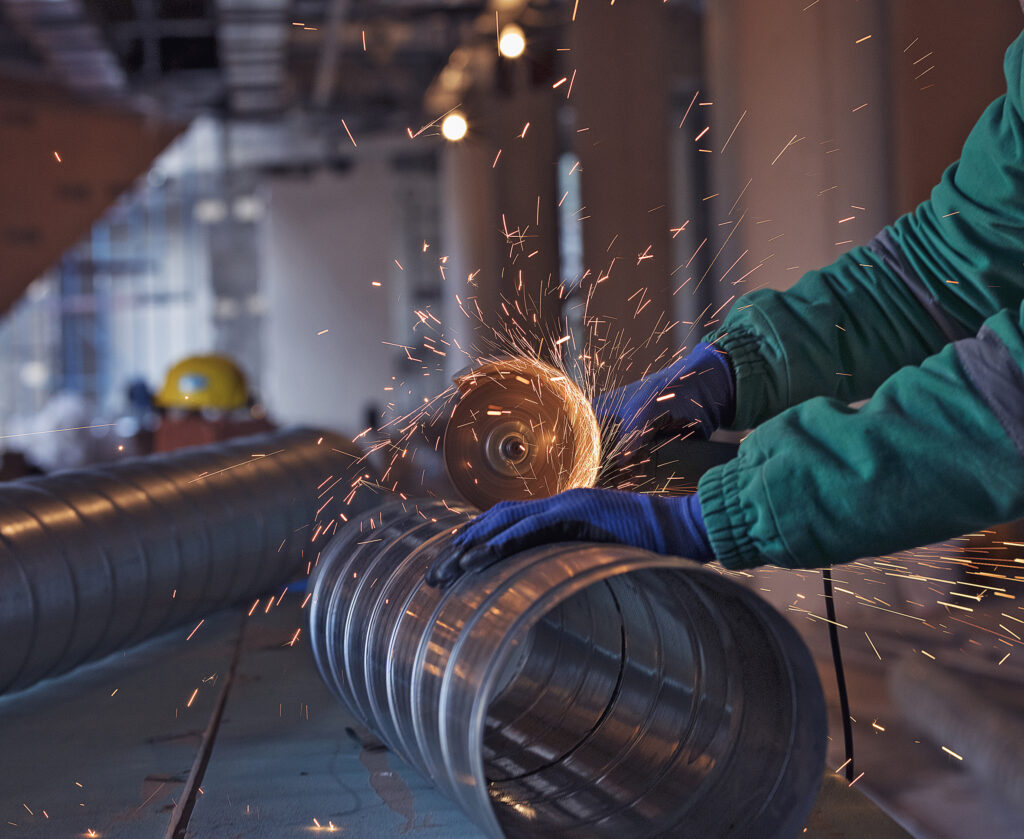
[155,354,249,411]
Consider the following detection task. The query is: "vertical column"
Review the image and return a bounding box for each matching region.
[260,162,396,434]
[704,0,1017,308]
[439,77,562,376]
[887,0,1021,214]
[490,84,563,357]
[440,138,502,376]
[703,0,889,308]
[569,0,675,380]
[207,218,262,385]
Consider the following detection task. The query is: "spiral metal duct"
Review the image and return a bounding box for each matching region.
[0,427,374,696]
[309,500,827,839]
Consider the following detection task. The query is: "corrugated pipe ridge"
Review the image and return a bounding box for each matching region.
[309,499,827,839]
[0,427,374,696]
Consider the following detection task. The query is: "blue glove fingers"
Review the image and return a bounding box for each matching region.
[430,510,589,586]
[436,498,578,587]
[425,519,483,587]
[424,550,464,587]
[476,511,609,561]
[618,403,671,442]
[427,489,715,588]
[451,499,548,548]
[452,543,504,575]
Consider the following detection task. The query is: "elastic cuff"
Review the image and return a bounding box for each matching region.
[696,455,763,570]
[704,321,777,429]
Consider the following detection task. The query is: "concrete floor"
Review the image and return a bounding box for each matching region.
[0,589,917,839]
[0,594,479,838]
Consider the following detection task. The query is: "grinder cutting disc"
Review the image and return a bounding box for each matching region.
[443,357,601,510]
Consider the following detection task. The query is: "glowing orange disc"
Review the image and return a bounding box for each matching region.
[443,358,600,510]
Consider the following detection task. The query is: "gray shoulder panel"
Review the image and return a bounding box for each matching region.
[868,228,972,343]
[955,326,1024,459]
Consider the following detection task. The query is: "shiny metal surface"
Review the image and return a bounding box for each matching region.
[443,358,601,510]
[0,428,375,696]
[309,500,827,839]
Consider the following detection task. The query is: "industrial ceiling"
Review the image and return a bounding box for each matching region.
[0,0,498,132]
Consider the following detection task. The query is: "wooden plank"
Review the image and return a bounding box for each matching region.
[182,594,482,838]
[0,610,243,837]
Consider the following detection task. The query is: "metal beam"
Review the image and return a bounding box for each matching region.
[311,0,348,109]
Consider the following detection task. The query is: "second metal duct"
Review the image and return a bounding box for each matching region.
[0,427,374,696]
[309,500,827,839]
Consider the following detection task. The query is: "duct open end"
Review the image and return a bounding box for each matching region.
[309,500,827,839]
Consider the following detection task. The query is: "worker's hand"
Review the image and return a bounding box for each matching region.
[425,488,714,587]
[595,342,735,463]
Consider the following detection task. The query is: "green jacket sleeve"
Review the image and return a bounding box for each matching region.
[698,300,1024,570]
[709,29,1024,430]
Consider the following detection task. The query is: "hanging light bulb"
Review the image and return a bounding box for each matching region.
[498,24,526,59]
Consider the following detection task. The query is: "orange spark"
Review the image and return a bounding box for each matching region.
[341,119,357,148]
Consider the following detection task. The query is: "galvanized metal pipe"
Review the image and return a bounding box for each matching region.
[0,428,374,696]
[309,500,827,839]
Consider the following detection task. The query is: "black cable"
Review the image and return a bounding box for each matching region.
[822,568,855,781]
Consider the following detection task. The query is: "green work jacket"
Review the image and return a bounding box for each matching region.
[699,28,1024,570]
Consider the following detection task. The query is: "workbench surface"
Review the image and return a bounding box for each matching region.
[0,593,911,838]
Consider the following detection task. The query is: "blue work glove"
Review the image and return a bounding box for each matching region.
[595,341,736,460]
[426,488,714,587]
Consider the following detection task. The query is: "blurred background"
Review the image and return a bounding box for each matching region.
[2,0,1018,462]
[0,2,1022,835]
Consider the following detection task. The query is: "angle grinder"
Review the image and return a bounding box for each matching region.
[442,357,601,510]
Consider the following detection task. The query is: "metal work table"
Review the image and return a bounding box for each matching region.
[0,593,912,838]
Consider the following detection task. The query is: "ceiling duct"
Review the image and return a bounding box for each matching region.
[216,0,289,114]
[1,0,124,98]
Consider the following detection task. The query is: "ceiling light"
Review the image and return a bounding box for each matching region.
[441,112,468,142]
[193,198,227,224]
[498,24,526,59]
